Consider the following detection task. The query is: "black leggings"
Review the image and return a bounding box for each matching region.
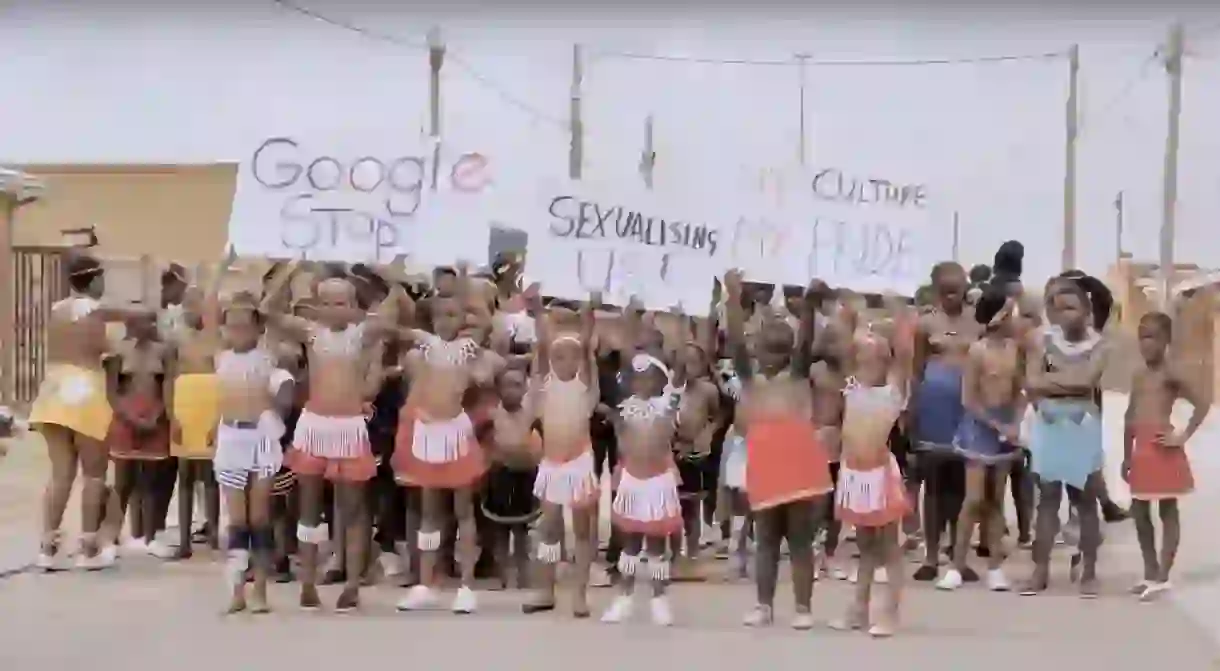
[920,453,965,560]
[754,499,820,608]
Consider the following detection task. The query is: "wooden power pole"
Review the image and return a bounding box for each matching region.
[1062,44,1080,271]
[569,44,584,180]
[427,27,445,192]
[1114,190,1125,264]
[1159,23,1185,307]
[640,115,655,189]
[952,211,961,263]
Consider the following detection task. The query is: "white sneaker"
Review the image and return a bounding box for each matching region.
[451,586,477,614]
[600,595,634,624]
[76,546,117,571]
[147,539,177,560]
[378,552,403,579]
[847,565,859,584]
[36,550,66,572]
[791,611,815,630]
[987,568,1011,592]
[123,538,149,555]
[936,569,964,591]
[742,604,774,627]
[649,596,674,626]
[830,563,850,581]
[875,567,889,584]
[396,584,437,611]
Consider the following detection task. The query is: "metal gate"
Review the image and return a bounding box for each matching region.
[11,247,68,405]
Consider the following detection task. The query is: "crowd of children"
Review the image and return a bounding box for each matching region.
[21,239,1209,636]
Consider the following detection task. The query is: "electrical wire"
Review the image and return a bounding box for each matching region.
[586,48,1069,68]
[270,0,570,130]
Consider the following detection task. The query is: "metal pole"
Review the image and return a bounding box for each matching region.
[1114,190,1124,264]
[1159,24,1185,308]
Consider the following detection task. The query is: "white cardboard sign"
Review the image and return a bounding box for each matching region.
[729,167,930,294]
[523,180,724,316]
[227,134,492,267]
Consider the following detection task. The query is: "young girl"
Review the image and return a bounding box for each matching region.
[724,271,828,630]
[910,262,978,581]
[482,366,541,590]
[937,287,1025,592]
[167,269,230,558]
[600,297,682,627]
[1123,311,1210,601]
[1022,281,1109,598]
[831,325,909,638]
[520,288,600,617]
[106,310,174,559]
[671,308,721,578]
[210,290,293,613]
[394,263,501,615]
[30,253,146,570]
[261,261,406,612]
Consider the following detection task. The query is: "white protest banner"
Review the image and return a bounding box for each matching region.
[727,167,929,295]
[227,134,492,267]
[522,180,725,316]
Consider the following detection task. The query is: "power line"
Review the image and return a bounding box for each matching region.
[270,0,569,129]
[587,48,1069,68]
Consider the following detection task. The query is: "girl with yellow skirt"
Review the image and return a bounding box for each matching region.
[29,254,148,571]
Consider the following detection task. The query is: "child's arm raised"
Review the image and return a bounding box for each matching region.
[258,260,312,343]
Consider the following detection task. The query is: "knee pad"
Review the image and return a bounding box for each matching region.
[250,527,276,552]
[417,530,442,552]
[536,541,561,564]
[296,523,328,545]
[648,556,670,582]
[227,526,251,551]
[616,553,640,576]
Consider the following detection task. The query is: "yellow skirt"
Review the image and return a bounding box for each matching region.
[171,373,221,460]
[28,364,113,442]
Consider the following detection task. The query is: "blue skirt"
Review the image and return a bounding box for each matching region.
[954,405,1022,465]
[1028,399,1103,488]
[913,361,963,451]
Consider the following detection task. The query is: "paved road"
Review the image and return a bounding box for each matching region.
[1,392,1218,670]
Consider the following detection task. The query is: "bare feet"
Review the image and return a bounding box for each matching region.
[299,584,322,611]
[571,589,590,619]
[249,590,272,615]
[335,586,360,613]
[225,588,247,615]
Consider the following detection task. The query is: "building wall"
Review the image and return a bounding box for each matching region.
[13,164,237,266]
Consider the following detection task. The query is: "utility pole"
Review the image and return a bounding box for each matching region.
[952,211,961,263]
[427,27,445,192]
[1159,23,1185,308]
[1062,44,1080,271]
[569,44,584,180]
[796,53,811,167]
[1114,190,1125,264]
[640,115,655,190]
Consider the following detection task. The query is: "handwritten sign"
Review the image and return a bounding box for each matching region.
[523,181,724,316]
[227,135,492,266]
[728,167,928,294]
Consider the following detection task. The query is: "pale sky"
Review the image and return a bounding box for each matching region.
[2,2,1219,286]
